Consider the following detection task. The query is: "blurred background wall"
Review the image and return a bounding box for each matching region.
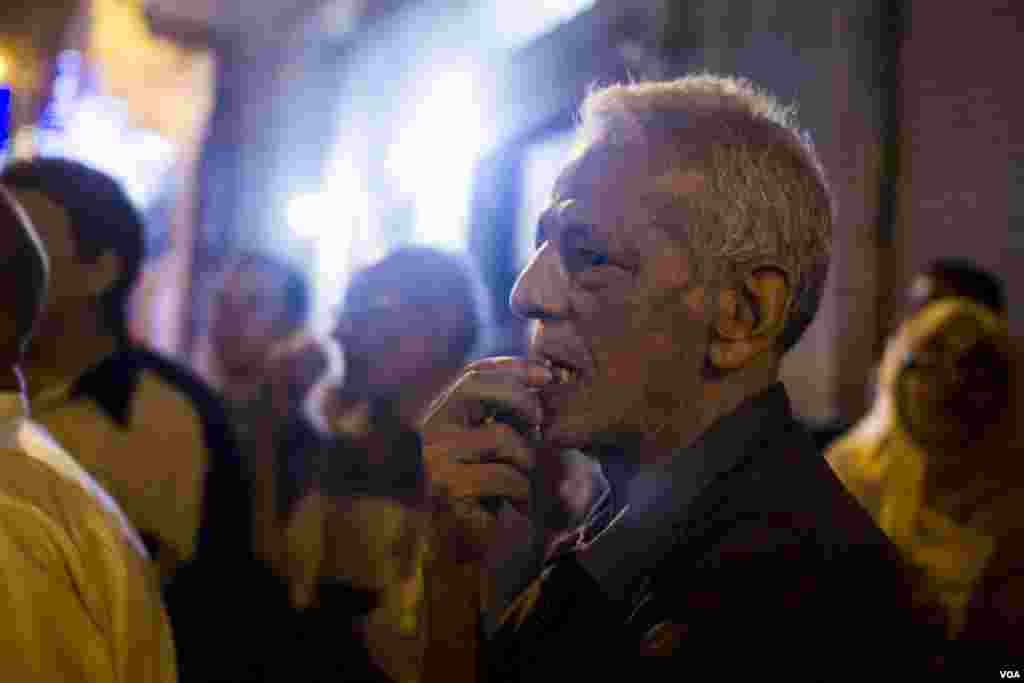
[2,0,1019,427]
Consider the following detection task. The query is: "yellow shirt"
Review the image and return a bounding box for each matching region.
[0,411,177,682]
[29,369,207,580]
[827,298,1018,637]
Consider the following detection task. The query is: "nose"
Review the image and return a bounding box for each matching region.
[509,241,569,321]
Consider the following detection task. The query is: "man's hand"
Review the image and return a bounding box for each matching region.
[421,357,551,433]
[263,332,335,425]
[421,357,553,560]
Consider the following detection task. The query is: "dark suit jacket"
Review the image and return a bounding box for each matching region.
[488,384,937,681]
[71,347,294,682]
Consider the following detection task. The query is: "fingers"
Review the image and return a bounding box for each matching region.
[423,358,551,432]
[424,424,535,504]
[426,423,535,476]
[423,421,540,561]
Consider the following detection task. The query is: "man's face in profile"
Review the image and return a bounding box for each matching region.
[511,142,710,453]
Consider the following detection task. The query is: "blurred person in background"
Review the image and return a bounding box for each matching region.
[204,250,311,566]
[0,158,287,682]
[827,294,1020,666]
[904,258,1005,319]
[0,186,176,682]
[418,75,932,680]
[256,245,488,682]
[862,258,1006,408]
[206,250,311,442]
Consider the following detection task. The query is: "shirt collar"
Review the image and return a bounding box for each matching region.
[0,377,80,423]
[572,383,795,605]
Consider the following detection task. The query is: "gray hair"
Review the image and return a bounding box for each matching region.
[577,74,834,351]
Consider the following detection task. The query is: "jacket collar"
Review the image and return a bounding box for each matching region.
[573,383,796,605]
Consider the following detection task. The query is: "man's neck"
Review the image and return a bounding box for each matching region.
[641,362,781,467]
[23,326,119,398]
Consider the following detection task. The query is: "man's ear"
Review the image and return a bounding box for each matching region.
[85,250,122,298]
[709,265,791,371]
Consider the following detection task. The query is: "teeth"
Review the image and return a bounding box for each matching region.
[541,358,576,384]
[554,366,574,384]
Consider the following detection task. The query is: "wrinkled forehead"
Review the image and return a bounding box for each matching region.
[553,140,682,196]
[544,141,706,242]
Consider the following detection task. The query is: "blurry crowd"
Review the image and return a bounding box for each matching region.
[0,73,1019,683]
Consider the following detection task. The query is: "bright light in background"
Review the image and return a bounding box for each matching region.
[286,193,333,239]
[486,0,597,51]
[30,51,176,209]
[56,95,175,207]
[287,157,385,331]
[387,67,487,252]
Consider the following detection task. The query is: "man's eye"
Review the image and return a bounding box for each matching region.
[576,248,609,268]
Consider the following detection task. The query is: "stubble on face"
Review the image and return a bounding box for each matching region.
[530,143,714,457]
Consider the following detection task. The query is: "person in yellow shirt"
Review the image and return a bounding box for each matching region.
[826,295,1019,649]
[0,186,176,681]
[2,158,290,682]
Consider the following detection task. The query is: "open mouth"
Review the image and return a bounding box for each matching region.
[542,357,581,385]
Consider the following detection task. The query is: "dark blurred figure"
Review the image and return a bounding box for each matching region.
[905,258,1005,318]
[866,259,1008,403]
[0,187,176,681]
[328,245,486,426]
[827,297,1020,667]
[815,259,1007,452]
[258,246,487,682]
[1,158,287,682]
[207,250,310,424]
[205,250,311,567]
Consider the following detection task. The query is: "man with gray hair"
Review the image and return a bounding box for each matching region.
[420,75,930,679]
